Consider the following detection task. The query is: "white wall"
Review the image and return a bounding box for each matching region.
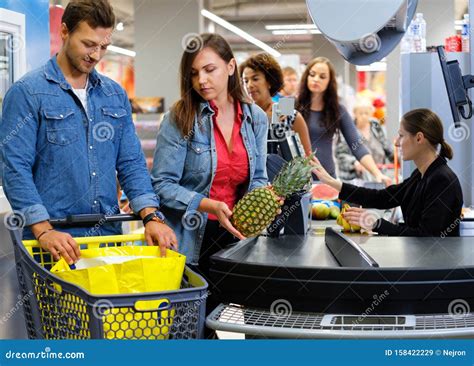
[134,0,202,110]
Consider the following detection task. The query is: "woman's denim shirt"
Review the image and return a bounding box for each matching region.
[151,101,268,264]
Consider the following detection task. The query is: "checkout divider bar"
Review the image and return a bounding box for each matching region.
[324,227,379,268]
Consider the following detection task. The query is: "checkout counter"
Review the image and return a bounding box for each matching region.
[206,197,474,339]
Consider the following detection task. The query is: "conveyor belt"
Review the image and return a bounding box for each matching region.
[209,228,474,314]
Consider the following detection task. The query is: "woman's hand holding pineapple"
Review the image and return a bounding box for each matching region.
[199,198,246,240]
[212,201,246,240]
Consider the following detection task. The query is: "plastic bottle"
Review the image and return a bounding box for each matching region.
[410,13,426,52]
[401,24,413,53]
[418,13,427,51]
[462,14,470,53]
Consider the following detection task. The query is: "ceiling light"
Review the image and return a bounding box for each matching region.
[266,24,317,30]
[108,45,136,57]
[116,22,124,31]
[272,30,309,35]
[271,29,321,35]
[201,9,280,58]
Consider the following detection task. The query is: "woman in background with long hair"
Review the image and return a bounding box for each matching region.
[297,57,390,184]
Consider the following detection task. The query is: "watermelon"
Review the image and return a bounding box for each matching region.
[311,183,339,201]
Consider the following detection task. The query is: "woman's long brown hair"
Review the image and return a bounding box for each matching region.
[172,33,250,137]
[296,57,341,135]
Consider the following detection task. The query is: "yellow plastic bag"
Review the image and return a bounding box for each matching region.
[50,246,185,339]
[51,246,185,295]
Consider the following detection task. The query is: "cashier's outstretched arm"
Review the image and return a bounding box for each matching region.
[311,157,343,192]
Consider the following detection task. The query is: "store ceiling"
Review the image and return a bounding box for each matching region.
[51,0,469,53]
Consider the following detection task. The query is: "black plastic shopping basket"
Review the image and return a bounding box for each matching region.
[8,214,208,339]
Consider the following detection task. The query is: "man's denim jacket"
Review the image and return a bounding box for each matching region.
[1,56,159,238]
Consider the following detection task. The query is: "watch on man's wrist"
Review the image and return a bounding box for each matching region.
[142,210,166,226]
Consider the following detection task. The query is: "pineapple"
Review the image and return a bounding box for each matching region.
[231,155,314,237]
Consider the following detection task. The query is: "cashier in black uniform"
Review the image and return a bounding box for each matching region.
[312,108,463,236]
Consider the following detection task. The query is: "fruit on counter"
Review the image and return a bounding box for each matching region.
[329,206,340,219]
[312,183,339,200]
[312,203,330,220]
[337,204,361,233]
[231,155,313,237]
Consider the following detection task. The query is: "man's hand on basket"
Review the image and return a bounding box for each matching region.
[144,221,178,257]
[38,230,81,264]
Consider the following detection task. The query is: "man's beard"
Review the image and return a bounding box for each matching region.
[67,49,93,74]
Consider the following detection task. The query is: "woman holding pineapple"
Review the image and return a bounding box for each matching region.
[296,57,391,185]
[312,108,463,237]
[151,34,268,329]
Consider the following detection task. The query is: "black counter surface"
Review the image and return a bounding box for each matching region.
[209,230,474,314]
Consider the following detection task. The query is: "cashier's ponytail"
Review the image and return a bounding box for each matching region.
[402,108,454,160]
[439,140,454,160]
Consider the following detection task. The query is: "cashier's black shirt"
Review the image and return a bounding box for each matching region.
[339,156,463,236]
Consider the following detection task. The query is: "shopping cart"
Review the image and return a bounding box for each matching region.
[8,214,208,340]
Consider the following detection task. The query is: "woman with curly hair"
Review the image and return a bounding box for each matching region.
[297,57,390,184]
[240,53,312,156]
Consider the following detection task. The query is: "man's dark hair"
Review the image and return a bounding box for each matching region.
[62,0,115,33]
